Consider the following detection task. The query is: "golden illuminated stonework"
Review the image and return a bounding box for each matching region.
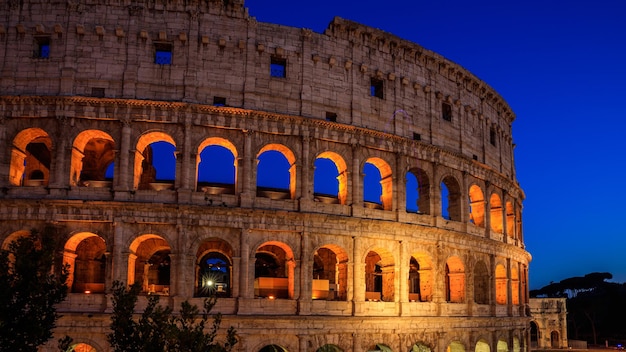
[0,1,530,351]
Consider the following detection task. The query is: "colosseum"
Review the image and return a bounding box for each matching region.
[0,0,531,351]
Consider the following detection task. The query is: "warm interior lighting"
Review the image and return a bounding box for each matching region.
[84,290,91,294]
[268,295,275,300]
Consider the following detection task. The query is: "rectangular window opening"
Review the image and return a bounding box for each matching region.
[442,102,452,122]
[370,78,384,99]
[413,132,421,141]
[154,43,173,65]
[35,37,50,59]
[213,96,226,107]
[91,88,105,98]
[473,154,478,161]
[325,112,337,122]
[490,128,497,146]
[270,56,286,78]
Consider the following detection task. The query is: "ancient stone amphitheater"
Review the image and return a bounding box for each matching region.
[0,0,530,351]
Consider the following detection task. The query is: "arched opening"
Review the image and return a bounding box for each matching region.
[513,337,521,352]
[254,242,294,299]
[370,344,393,352]
[475,340,490,352]
[441,176,461,221]
[529,321,539,348]
[495,264,507,305]
[196,252,232,297]
[406,168,430,214]
[259,345,288,352]
[490,193,503,234]
[551,331,560,348]
[67,343,98,352]
[312,245,348,301]
[316,344,343,352]
[134,132,177,190]
[506,201,515,239]
[128,234,171,295]
[196,137,237,194]
[71,130,116,188]
[497,340,507,352]
[10,128,52,186]
[363,158,392,210]
[445,256,465,303]
[63,233,106,294]
[365,249,394,302]
[408,253,433,302]
[511,266,520,305]
[411,343,432,352]
[468,185,485,227]
[257,144,296,200]
[314,151,348,205]
[447,341,465,352]
[474,260,489,304]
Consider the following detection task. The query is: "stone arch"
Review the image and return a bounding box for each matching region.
[496,340,507,352]
[530,321,539,348]
[473,260,489,304]
[408,251,433,302]
[10,127,52,186]
[1,230,30,250]
[196,137,238,194]
[445,256,465,303]
[511,265,520,305]
[550,330,560,348]
[474,339,490,352]
[254,241,296,299]
[63,232,107,293]
[133,131,177,190]
[314,151,348,205]
[406,167,430,214]
[67,342,99,352]
[363,157,393,210]
[447,341,466,352]
[495,263,507,305]
[441,175,462,221]
[70,129,116,187]
[490,193,503,234]
[128,234,172,294]
[364,247,395,302]
[468,184,485,227]
[195,238,234,297]
[513,337,521,352]
[410,342,432,352]
[256,143,297,200]
[312,244,349,301]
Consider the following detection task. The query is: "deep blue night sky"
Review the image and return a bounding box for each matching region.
[245,0,626,289]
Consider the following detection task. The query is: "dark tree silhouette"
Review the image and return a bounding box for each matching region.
[108,281,237,352]
[0,227,69,352]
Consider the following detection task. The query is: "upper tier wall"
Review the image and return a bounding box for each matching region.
[0,0,517,180]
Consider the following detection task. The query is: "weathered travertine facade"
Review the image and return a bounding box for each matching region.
[0,0,531,351]
[529,298,568,349]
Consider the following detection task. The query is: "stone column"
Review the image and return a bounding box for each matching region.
[180,119,192,190]
[351,143,362,208]
[352,236,364,303]
[0,116,8,187]
[395,153,407,220]
[112,221,128,284]
[240,130,254,207]
[51,116,70,188]
[300,135,311,201]
[117,117,132,190]
[239,228,251,298]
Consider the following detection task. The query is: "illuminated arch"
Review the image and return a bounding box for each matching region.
[497,340,508,352]
[506,201,515,239]
[312,244,349,301]
[314,151,348,205]
[408,252,433,302]
[195,238,233,297]
[474,260,489,304]
[259,345,288,352]
[511,265,520,305]
[10,128,52,186]
[133,131,177,190]
[257,143,297,199]
[469,184,485,227]
[363,157,393,211]
[63,232,106,293]
[406,168,430,214]
[364,247,395,302]
[254,241,295,299]
[70,130,116,187]
[196,137,238,194]
[475,339,490,352]
[128,234,172,294]
[490,193,503,234]
[445,256,465,303]
[316,344,343,352]
[495,263,507,305]
[441,175,461,221]
[447,341,466,352]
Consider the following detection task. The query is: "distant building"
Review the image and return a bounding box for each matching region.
[529,298,568,349]
[0,0,530,351]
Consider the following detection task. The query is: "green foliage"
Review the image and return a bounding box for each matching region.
[0,227,69,352]
[107,280,237,352]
